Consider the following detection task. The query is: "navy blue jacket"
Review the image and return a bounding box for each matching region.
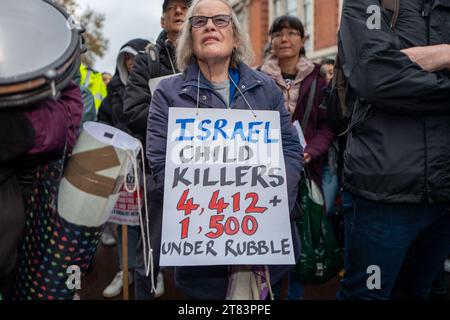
[146,61,303,299]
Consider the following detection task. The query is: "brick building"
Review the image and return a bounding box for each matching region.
[230,0,343,65]
[229,0,270,67]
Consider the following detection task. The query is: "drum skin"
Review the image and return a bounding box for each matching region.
[0,0,84,109]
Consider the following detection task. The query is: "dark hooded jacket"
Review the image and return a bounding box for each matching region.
[97,38,150,132]
[121,31,179,299]
[340,0,450,204]
[123,31,179,144]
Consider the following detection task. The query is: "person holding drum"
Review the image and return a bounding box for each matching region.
[0,112,36,297]
[146,0,303,299]
[0,0,85,299]
[0,82,83,298]
[123,0,192,300]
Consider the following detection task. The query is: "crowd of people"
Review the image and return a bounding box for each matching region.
[1,0,450,301]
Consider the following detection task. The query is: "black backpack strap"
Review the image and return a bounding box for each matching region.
[381,0,401,29]
[145,43,160,79]
[302,79,317,135]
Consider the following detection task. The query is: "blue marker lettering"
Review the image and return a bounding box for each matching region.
[175,118,195,141]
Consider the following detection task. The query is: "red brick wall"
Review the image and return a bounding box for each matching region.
[314,0,339,51]
[248,0,269,66]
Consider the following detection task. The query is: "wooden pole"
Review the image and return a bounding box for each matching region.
[122,225,129,300]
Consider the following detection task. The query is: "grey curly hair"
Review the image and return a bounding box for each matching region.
[176,0,254,72]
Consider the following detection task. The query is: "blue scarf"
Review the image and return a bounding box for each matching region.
[229,67,240,103]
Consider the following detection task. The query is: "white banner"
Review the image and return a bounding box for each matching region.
[160,108,294,266]
[109,170,142,226]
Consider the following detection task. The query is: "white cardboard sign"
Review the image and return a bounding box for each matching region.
[160,108,294,266]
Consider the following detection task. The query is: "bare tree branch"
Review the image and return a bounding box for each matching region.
[56,0,109,69]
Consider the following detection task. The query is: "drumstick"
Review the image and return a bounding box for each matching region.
[122,225,129,300]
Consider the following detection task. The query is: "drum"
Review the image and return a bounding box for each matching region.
[14,123,142,300]
[15,159,104,300]
[0,0,84,108]
[58,121,142,228]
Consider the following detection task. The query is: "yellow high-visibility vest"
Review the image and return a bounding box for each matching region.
[80,64,107,110]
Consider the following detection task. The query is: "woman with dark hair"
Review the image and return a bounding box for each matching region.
[261,15,334,299]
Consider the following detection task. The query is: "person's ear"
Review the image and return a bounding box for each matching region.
[161,16,166,29]
[301,34,309,46]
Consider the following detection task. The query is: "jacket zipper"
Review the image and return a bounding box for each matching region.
[348,99,372,134]
[422,0,432,201]
[287,87,291,107]
[422,0,432,18]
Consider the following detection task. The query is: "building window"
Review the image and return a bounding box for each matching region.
[303,0,313,52]
[273,0,282,18]
[287,0,297,15]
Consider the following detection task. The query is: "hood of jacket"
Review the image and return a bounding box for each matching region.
[261,54,315,88]
[116,38,150,86]
[261,54,315,114]
[155,30,177,74]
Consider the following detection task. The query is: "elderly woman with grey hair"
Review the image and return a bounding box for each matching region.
[146,0,303,299]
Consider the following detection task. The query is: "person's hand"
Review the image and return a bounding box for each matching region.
[401,44,450,72]
[304,153,312,164]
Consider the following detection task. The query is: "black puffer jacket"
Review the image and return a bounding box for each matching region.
[97,38,150,132]
[121,31,179,299]
[97,75,128,131]
[340,0,450,204]
[123,31,178,144]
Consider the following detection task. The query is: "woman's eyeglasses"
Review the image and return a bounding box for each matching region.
[189,15,232,28]
[271,30,302,40]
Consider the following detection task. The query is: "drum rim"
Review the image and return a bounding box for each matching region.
[0,0,82,87]
[0,53,81,109]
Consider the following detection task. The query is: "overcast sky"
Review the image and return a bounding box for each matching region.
[77,0,165,74]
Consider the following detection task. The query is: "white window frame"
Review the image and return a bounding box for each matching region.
[286,0,297,16]
[303,0,313,54]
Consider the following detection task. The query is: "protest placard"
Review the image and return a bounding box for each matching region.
[160,108,294,266]
[109,170,142,226]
